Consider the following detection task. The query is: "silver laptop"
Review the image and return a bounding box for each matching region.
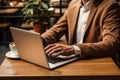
[10,27,80,69]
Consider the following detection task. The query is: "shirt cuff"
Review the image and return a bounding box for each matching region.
[73,45,81,56]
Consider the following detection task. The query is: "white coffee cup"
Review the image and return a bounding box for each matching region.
[9,42,18,56]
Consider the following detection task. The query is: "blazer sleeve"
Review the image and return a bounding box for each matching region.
[77,2,120,59]
[41,10,68,45]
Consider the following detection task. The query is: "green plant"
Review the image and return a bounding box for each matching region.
[22,0,51,24]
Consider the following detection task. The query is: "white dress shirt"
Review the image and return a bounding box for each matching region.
[73,0,93,55]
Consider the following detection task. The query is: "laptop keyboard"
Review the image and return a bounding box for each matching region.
[47,56,68,64]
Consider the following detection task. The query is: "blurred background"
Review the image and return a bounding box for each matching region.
[0,0,71,43]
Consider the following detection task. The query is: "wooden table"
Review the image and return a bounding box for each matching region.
[0,57,120,80]
[0,2,24,14]
[0,2,24,28]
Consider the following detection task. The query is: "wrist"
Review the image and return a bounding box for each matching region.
[73,45,81,56]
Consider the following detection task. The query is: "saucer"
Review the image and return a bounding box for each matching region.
[5,51,19,59]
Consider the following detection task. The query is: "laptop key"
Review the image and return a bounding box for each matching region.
[47,56,68,64]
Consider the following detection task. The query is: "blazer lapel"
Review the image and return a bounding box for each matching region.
[83,4,97,39]
[69,2,81,44]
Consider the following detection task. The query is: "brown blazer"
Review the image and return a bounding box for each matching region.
[42,0,120,59]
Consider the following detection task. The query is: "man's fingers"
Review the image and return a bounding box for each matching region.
[45,44,60,55]
[47,47,62,56]
[45,44,56,51]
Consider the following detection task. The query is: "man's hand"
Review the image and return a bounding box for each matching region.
[45,43,75,57]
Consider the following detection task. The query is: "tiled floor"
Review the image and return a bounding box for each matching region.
[0,44,10,64]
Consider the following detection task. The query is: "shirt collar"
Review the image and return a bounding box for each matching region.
[79,0,93,11]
